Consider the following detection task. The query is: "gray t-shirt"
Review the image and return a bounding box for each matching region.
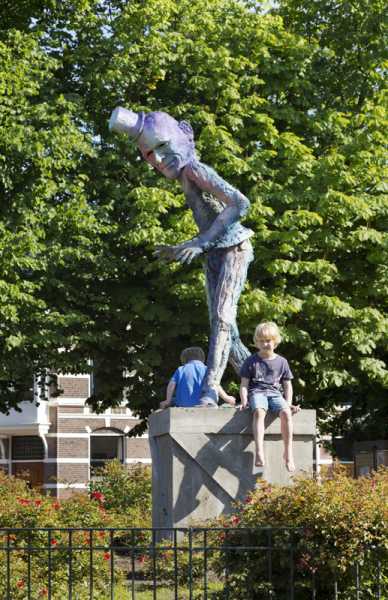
[240,353,293,396]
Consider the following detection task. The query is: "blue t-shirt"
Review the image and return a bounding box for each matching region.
[240,353,293,396]
[171,360,207,407]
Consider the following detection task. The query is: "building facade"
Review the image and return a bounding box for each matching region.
[0,374,150,498]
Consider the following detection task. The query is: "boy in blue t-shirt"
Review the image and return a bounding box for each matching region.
[160,347,236,409]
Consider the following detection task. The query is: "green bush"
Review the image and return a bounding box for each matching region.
[100,465,387,598]
[89,459,152,526]
[88,460,152,562]
[138,537,206,588]
[0,463,152,597]
[0,470,123,598]
[211,466,388,599]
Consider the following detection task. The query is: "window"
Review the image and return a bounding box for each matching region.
[12,436,44,460]
[90,430,124,471]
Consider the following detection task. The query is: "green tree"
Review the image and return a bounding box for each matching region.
[0,0,386,438]
[0,28,106,409]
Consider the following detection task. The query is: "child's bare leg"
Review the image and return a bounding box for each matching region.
[280,408,295,472]
[252,408,266,467]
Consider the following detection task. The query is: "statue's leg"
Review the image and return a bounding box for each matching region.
[229,323,251,374]
[228,240,254,373]
[201,248,229,406]
[200,240,253,405]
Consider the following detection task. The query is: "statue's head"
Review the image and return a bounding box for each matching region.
[109,107,195,179]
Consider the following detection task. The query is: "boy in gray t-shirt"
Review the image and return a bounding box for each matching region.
[240,322,300,471]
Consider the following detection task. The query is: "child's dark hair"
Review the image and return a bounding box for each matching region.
[180,346,205,364]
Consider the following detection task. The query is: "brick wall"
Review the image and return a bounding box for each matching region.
[57,463,89,484]
[57,438,89,458]
[59,488,85,500]
[57,419,91,433]
[126,438,151,460]
[59,406,84,414]
[36,404,152,497]
[58,377,89,398]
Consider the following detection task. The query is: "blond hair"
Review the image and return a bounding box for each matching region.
[180,346,205,364]
[253,322,282,348]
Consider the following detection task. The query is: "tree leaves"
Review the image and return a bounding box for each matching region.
[0,0,386,436]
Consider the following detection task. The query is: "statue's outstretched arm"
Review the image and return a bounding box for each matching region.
[155,160,250,264]
[185,160,250,251]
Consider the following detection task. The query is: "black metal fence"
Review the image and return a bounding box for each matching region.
[0,526,385,599]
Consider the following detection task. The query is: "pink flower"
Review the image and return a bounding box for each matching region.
[17,498,30,506]
[34,499,43,507]
[231,515,240,526]
[244,495,253,504]
[103,552,111,561]
[91,491,105,503]
[16,580,24,589]
[52,501,61,510]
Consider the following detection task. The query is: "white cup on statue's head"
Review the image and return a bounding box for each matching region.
[108,107,145,140]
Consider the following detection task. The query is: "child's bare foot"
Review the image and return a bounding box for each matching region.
[284,452,295,472]
[255,453,265,467]
[286,459,295,472]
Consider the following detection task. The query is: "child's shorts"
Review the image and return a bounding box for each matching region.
[249,392,288,413]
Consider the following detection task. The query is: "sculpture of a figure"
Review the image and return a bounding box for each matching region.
[109,107,254,406]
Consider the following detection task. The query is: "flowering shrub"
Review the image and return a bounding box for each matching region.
[88,459,152,526]
[210,466,388,599]
[0,471,123,598]
[138,536,206,587]
[0,463,152,597]
[88,459,152,556]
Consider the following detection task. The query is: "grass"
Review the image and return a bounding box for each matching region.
[109,581,223,599]
[113,585,174,599]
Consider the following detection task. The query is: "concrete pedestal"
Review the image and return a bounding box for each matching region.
[148,407,316,530]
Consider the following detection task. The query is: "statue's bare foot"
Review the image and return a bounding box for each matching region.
[199,396,218,408]
[255,453,265,467]
[198,398,218,408]
[284,452,295,472]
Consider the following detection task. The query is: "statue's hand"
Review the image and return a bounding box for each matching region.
[154,243,203,264]
[174,243,203,264]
